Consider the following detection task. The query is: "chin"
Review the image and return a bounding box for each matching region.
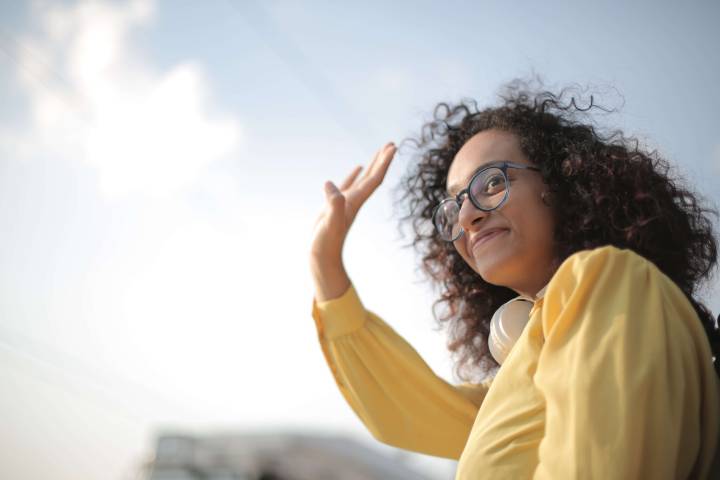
[470,246,522,288]
[477,269,511,288]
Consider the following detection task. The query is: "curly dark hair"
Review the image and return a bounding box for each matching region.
[395,80,720,381]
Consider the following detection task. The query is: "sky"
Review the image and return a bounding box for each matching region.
[1,1,719,479]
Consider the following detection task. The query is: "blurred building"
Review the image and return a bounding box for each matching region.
[141,432,441,480]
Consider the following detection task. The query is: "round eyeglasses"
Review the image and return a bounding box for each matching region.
[432,162,541,242]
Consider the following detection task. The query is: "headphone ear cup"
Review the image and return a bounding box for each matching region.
[489,298,533,365]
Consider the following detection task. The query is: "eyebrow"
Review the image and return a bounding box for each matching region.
[446,160,507,196]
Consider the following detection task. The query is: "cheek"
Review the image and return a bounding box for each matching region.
[514,203,556,252]
[453,238,472,265]
[507,184,552,233]
[454,236,486,276]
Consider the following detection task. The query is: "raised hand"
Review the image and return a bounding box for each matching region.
[310,142,397,301]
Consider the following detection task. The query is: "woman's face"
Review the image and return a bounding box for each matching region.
[446,129,558,297]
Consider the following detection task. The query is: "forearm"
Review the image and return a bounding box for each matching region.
[313,286,483,458]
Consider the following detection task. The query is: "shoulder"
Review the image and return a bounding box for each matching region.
[547,245,664,296]
[541,245,693,337]
[547,244,680,298]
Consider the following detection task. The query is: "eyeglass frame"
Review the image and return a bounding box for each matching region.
[433,161,541,242]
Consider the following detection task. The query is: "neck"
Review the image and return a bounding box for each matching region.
[511,259,559,299]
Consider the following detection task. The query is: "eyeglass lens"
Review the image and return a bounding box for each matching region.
[434,167,508,241]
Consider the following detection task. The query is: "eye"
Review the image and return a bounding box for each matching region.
[482,173,506,194]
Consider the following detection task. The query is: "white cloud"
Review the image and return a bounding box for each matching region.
[2,0,241,199]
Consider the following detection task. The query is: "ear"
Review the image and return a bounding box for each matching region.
[541,191,553,207]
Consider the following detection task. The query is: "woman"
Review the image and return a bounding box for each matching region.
[309,82,720,479]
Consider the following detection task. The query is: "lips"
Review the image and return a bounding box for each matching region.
[470,228,508,252]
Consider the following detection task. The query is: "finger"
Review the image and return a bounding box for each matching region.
[348,145,396,207]
[364,143,396,187]
[338,165,363,190]
[324,181,350,234]
[362,142,394,180]
[324,181,346,217]
[345,143,396,209]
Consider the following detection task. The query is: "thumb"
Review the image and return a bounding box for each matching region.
[324,181,346,219]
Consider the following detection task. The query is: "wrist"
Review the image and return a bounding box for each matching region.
[311,263,351,302]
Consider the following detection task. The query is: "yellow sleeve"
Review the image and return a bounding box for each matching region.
[533,246,720,479]
[312,285,489,459]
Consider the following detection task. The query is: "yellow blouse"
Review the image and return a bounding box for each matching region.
[312,246,720,479]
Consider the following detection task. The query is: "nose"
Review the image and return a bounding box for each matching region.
[457,194,489,234]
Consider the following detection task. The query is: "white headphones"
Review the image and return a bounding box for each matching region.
[488,286,547,365]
